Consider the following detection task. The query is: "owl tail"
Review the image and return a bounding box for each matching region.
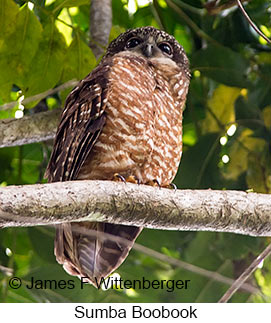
[54,222,142,288]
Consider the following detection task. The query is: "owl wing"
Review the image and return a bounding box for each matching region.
[45,62,110,182]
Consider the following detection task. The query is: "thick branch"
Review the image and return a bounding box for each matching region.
[0,180,271,237]
[0,109,60,148]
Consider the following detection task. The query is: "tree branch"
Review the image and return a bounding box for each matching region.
[236,0,271,44]
[0,109,60,148]
[204,0,249,15]
[0,180,271,237]
[134,243,262,297]
[219,242,271,302]
[165,0,219,45]
[0,79,78,111]
[89,0,112,59]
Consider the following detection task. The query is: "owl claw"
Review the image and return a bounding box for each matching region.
[113,173,126,183]
[126,175,141,185]
[113,173,141,185]
[146,179,161,188]
[168,183,177,191]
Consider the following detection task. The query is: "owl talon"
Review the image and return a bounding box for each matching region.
[167,183,177,191]
[126,175,141,185]
[113,173,126,183]
[113,174,141,185]
[146,179,161,188]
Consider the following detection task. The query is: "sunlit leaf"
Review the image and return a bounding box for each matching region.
[55,8,73,46]
[262,106,271,129]
[47,0,90,13]
[0,2,42,101]
[60,34,96,101]
[202,85,241,133]
[22,19,67,99]
[246,152,271,193]
[223,128,266,181]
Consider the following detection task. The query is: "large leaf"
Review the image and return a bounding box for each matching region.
[176,133,221,189]
[0,0,18,35]
[246,151,271,193]
[192,45,251,87]
[61,34,96,82]
[47,0,90,11]
[223,128,266,181]
[202,84,241,133]
[60,34,96,101]
[22,19,67,98]
[0,3,42,101]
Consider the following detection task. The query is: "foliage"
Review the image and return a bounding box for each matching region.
[0,0,271,303]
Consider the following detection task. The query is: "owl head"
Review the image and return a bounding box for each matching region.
[104,26,189,73]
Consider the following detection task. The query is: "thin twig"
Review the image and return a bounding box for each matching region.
[219,242,271,303]
[0,79,78,111]
[205,0,248,15]
[171,0,205,15]
[165,0,219,45]
[237,0,271,44]
[151,0,165,30]
[133,243,261,296]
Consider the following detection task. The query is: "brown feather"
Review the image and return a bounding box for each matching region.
[55,222,142,287]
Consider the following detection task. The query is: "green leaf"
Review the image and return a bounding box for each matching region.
[223,128,266,181]
[112,0,131,28]
[215,233,260,260]
[22,19,67,98]
[0,3,42,101]
[262,106,271,129]
[60,33,96,101]
[192,45,251,87]
[0,0,19,36]
[61,34,96,81]
[246,151,271,193]
[202,84,241,133]
[176,133,221,189]
[48,0,90,13]
[28,227,56,264]
[0,147,19,185]
[235,95,260,127]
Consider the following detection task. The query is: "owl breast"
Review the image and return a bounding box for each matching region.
[77,53,188,185]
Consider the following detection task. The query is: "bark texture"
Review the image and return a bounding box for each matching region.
[0,109,60,148]
[0,180,270,237]
[89,0,112,59]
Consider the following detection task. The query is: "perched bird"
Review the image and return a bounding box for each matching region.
[45,26,190,287]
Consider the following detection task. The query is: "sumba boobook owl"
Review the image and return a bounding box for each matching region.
[45,26,190,287]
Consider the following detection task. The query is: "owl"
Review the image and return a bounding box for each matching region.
[45,26,190,287]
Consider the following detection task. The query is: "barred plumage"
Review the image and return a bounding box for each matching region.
[45,26,190,287]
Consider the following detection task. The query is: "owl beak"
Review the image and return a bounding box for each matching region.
[142,43,154,58]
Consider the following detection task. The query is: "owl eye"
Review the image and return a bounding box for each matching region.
[158,42,173,56]
[126,37,142,48]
